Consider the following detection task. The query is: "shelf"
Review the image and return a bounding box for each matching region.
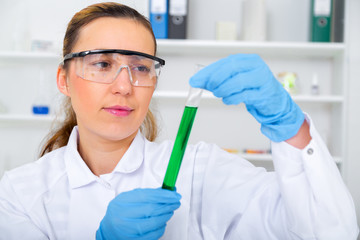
[153,91,344,103]
[240,153,342,164]
[157,40,345,58]
[0,40,345,61]
[240,153,273,161]
[0,51,61,62]
[0,114,56,124]
[292,95,344,103]
[153,90,213,99]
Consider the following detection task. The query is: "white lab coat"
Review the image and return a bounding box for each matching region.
[0,116,358,240]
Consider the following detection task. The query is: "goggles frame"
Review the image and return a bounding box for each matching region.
[62,49,165,86]
[63,49,165,66]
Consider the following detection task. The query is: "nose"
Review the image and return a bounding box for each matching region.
[112,65,133,95]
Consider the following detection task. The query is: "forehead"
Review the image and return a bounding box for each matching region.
[73,17,155,55]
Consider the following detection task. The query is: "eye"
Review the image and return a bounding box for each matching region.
[94,61,111,69]
[133,65,150,73]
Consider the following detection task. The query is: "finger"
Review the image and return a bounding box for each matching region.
[137,226,166,240]
[222,92,247,105]
[114,188,182,204]
[211,68,267,99]
[190,54,266,91]
[113,202,181,219]
[189,57,229,89]
[221,84,274,106]
[117,212,174,237]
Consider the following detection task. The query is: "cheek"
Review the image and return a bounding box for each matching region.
[133,88,154,122]
[137,88,154,110]
[69,77,101,112]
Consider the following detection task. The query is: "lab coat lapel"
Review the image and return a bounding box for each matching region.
[64,127,115,239]
[67,184,114,239]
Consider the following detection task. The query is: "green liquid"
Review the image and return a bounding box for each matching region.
[162,106,198,191]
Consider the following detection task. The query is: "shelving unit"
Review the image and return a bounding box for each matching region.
[0,39,347,172]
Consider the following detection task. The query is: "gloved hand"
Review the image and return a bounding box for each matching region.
[96,188,181,240]
[190,54,304,142]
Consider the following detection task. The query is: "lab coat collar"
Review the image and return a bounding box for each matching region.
[111,130,145,174]
[64,127,145,189]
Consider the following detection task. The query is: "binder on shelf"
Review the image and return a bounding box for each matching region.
[310,0,333,42]
[331,0,344,42]
[168,0,188,39]
[150,0,168,39]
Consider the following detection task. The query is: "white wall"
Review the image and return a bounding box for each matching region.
[187,0,310,41]
[0,0,311,53]
[344,0,360,237]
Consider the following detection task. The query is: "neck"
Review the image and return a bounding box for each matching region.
[77,126,138,176]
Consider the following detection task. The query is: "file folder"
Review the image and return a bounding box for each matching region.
[310,0,333,42]
[150,0,168,39]
[331,0,344,42]
[168,0,188,39]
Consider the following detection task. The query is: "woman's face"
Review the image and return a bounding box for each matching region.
[58,17,156,143]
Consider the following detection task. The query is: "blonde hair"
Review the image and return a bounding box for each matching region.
[40,2,158,157]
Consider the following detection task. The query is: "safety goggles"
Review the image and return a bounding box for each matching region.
[62,49,165,87]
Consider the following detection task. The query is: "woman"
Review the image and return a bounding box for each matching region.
[0,2,358,240]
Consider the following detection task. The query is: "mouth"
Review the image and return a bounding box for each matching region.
[103,105,134,117]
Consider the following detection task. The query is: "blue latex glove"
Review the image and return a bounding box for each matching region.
[96,188,181,240]
[190,54,304,142]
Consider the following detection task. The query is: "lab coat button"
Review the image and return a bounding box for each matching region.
[307,148,314,155]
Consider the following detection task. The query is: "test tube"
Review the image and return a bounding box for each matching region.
[162,86,203,191]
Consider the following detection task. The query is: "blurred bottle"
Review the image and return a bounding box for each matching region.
[278,72,298,95]
[242,0,267,41]
[12,1,31,52]
[311,73,320,95]
[32,70,50,115]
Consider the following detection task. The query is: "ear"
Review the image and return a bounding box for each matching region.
[57,66,70,96]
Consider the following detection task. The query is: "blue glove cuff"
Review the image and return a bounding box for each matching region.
[261,103,305,142]
[96,227,104,240]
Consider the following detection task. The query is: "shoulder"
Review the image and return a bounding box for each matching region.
[4,147,67,183]
[0,147,68,208]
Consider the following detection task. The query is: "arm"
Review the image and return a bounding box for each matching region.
[189,54,359,238]
[285,119,311,149]
[0,174,48,240]
[272,115,359,239]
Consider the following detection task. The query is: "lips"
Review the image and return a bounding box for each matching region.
[103,105,134,117]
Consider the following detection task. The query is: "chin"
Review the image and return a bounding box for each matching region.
[100,127,138,142]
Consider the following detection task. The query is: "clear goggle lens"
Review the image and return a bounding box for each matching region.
[74,52,162,87]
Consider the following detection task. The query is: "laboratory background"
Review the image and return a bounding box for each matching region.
[0,0,359,235]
